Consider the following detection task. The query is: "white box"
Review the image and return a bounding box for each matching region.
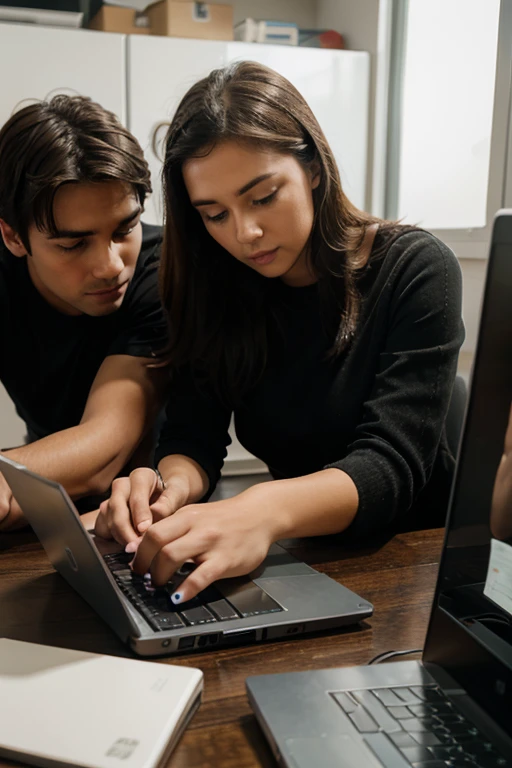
[234,18,298,46]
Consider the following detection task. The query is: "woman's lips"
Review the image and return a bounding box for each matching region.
[248,248,278,266]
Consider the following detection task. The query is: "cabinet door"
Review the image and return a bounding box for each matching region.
[127,36,226,225]
[226,43,370,211]
[0,23,126,129]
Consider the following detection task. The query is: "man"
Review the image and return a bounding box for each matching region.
[0,94,167,530]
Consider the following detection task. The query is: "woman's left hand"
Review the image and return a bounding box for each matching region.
[130,485,280,603]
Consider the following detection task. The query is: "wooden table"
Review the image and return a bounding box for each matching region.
[0,526,443,768]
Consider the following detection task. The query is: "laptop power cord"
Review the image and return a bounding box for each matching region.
[368,648,422,665]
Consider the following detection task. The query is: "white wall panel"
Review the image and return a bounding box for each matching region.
[0,23,126,128]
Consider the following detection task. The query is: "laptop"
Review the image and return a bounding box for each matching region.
[0,638,203,768]
[0,460,372,658]
[246,210,512,768]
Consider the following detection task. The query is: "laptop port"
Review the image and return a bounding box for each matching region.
[286,624,305,635]
[178,635,195,650]
[222,629,257,646]
[198,633,219,648]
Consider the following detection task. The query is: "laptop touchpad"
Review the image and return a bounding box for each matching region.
[285,736,381,768]
[217,579,283,616]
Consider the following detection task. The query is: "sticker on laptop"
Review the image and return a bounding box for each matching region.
[106,738,139,760]
[484,538,512,617]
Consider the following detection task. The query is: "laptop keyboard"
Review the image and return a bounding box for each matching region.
[331,685,511,767]
[103,552,283,632]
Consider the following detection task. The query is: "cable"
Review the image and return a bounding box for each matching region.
[368,648,422,665]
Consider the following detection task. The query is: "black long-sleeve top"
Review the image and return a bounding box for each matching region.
[156,229,465,539]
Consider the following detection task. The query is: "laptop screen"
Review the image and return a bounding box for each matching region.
[424,220,512,734]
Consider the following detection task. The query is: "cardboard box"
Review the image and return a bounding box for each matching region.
[89,5,149,34]
[147,1,233,40]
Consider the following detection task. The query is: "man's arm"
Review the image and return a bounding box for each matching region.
[1,354,166,529]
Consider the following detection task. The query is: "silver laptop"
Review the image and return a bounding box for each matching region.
[246,210,512,768]
[0,455,372,657]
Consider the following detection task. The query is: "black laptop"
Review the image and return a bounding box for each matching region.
[245,210,512,768]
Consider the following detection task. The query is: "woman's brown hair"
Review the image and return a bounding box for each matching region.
[160,61,402,403]
[0,94,151,252]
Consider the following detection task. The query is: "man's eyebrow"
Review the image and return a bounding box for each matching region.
[191,174,275,207]
[49,206,142,239]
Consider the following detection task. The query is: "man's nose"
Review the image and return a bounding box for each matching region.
[90,243,124,280]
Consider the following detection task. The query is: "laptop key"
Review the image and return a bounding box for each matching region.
[409,731,441,747]
[432,730,457,745]
[364,733,411,767]
[347,706,379,733]
[424,702,455,715]
[401,719,432,732]
[472,757,512,767]
[351,690,403,733]
[206,599,240,621]
[447,725,480,739]
[393,688,424,705]
[155,614,184,630]
[409,687,443,701]
[372,688,407,707]
[427,745,454,760]
[401,746,436,763]
[179,605,216,626]
[408,704,433,718]
[389,732,419,749]
[331,692,357,714]
[388,706,414,719]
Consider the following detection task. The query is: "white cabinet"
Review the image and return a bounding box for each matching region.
[127,36,226,224]
[0,24,126,129]
[127,37,370,224]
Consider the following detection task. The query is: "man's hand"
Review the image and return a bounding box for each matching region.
[0,472,25,531]
[94,467,190,545]
[491,403,512,540]
[0,473,12,526]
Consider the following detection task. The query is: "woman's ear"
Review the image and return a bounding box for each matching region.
[0,220,27,257]
[310,161,321,191]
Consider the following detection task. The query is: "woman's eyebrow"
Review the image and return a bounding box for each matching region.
[191,173,275,207]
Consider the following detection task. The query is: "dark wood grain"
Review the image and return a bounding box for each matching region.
[0,526,444,768]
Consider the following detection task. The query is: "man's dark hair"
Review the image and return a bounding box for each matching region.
[0,94,151,251]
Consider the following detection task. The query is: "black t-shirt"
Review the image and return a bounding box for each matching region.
[156,229,465,539]
[0,223,166,443]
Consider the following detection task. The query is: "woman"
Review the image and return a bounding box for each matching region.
[95,62,464,603]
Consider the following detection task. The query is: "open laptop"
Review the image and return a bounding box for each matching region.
[246,210,512,768]
[0,462,373,658]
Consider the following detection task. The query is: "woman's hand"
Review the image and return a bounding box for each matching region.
[94,466,190,546]
[131,486,280,603]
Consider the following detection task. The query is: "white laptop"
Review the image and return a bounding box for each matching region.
[0,637,202,768]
